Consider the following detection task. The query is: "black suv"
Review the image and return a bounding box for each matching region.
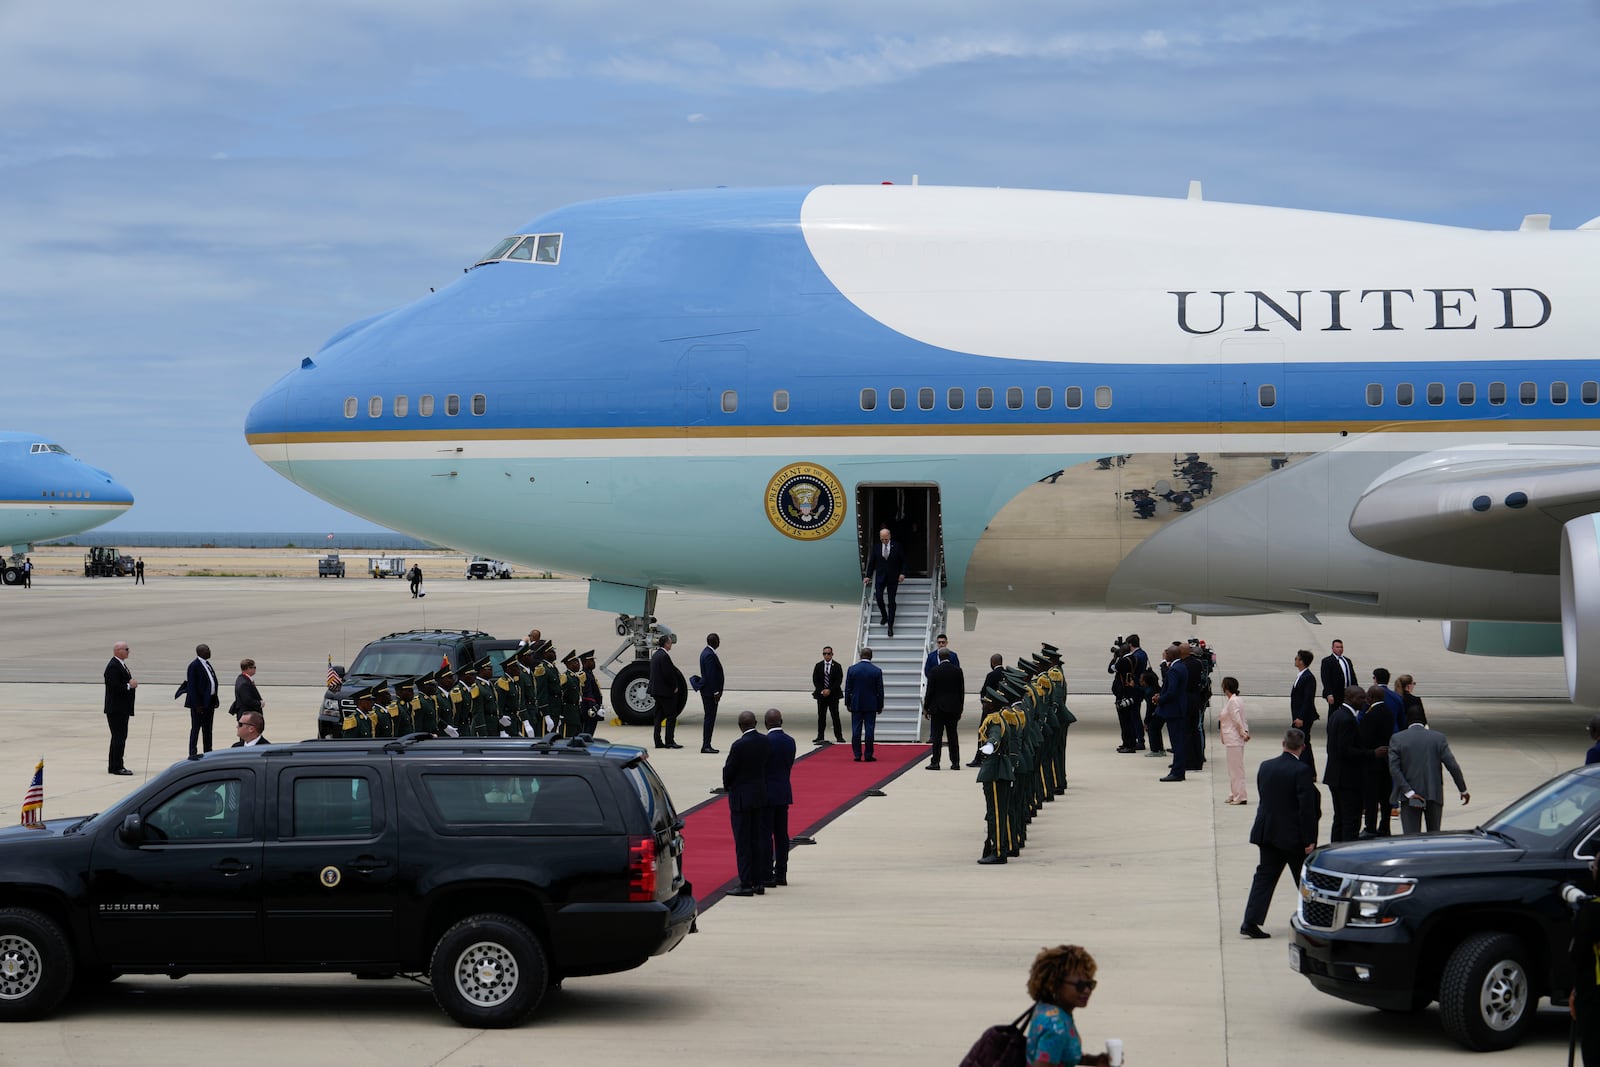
[1290,764,1600,1051]
[0,735,694,1026]
[319,630,519,737]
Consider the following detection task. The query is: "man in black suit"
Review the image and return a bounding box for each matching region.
[179,643,221,758]
[811,646,845,745]
[722,711,771,896]
[1322,685,1371,843]
[698,633,724,754]
[1319,639,1355,713]
[1289,650,1319,775]
[102,640,137,775]
[231,658,264,722]
[862,527,906,637]
[923,650,965,769]
[648,633,686,749]
[231,712,271,747]
[763,709,796,887]
[1152,643,1189,782]
[1240,728,1321,938]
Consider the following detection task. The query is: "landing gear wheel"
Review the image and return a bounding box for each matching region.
[1,568,20,586]
[1439,931,1533,1052]
[0,907,76,1021]
[610,661,655,726]
[429,913,547,1028]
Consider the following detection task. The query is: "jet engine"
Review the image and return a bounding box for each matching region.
[1559,514,1600,706]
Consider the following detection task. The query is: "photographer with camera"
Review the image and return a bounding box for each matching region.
[1110,635,1147,753]
[1562,854,1599,1066]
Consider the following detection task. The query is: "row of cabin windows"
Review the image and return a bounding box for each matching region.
[718,386,1123,415]
[344,394,487,419]
[1365,380,1600,408]
[41,489,93,498]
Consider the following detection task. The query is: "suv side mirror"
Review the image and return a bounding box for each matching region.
[117,813,144,845]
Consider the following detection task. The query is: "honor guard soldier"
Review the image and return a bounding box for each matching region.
[998,697,1028,855]
[438,665,465,737]
[976,690,1015,864]
[393,677,419,736]
[343,686,378,739]
[579,650,603,732]
[370,681,397,738]
[515,647,540,730]
[560,650,585,737]
[413,672,440,734]
[465,657,495,737]
[531,641,558,733]
[496,655,525,736]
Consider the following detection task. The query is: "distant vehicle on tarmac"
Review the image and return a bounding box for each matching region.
[367,555,405,578]
[467,557,513,579]
[83,546,134,578]
[317,628,520,737]
[317,553,346,577]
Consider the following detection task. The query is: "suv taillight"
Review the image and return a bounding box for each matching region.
[628,835,658,902]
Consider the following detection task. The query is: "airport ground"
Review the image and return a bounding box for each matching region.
[0,565,1588,1066]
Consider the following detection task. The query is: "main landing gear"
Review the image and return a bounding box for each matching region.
[594,612,675,727]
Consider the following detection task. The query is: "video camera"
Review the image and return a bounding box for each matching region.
[1110,636,1127,657]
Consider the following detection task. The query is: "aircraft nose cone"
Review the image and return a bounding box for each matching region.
[246,371,296,470]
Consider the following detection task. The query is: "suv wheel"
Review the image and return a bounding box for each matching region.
[0,908,75,1021]
[430,914,547,1028]
[1439,931,1534,1051]
[610,661,655,726]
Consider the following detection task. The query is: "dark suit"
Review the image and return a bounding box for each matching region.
[231,737,271,747]
[648,646,686,747]
[698,645,724,750]
[1243,751,1321,928]
[1289,668,1319,775]
[1321,702,1366,842]
[812,658,844,742]
[1153,657,1189,779]
[923,658,964,767]
[182,656,221,757]
[864,540,906,629]
[764,727,796,884]
[102,656,136,773]
[1319,653,1355,707]
[924,648,961,676]
[844,659,885,760]
[722,728,771,892]
[1356,706,1393,836]
[1388,724,1468,834]
[231,673,263,719]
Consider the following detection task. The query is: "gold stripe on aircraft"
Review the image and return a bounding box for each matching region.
[246,417,1600,447]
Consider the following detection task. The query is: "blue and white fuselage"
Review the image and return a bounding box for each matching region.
[0,431,134,571]
[246,184,1600,695]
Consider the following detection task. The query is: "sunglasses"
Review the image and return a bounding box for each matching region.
[1069,979,1097,993]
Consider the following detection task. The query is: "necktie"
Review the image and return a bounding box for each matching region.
[882,544,888,558]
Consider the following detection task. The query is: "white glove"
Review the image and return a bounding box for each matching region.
[543,716,555,732]
[980,743,995,755]
[522,721,535,737]
[499,730,509,737]
[444,725,460,738]
[499,715,512,727]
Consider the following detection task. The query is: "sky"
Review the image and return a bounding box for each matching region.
[3,0,1599,532]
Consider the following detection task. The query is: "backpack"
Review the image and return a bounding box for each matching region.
[959,1005,1033,1067]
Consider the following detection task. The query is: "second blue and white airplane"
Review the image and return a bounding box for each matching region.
[0,431,134,584]
[246,183,1600,704]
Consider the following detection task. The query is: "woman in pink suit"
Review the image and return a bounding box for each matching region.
[1219,676,1250,804]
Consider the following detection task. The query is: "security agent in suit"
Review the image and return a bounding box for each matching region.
[862,527,906,636]
[1388,722,1469,834]
[1357,683,1395,837]
[763,709,795,886]
[103,641,138,775]
[722,711,771,896]
[1152,644,1189,781]
[1566,853,1600,1067]
[844,647,885,761]
[923,650,965,769]
[231,659,264,721]
[1240,728,1321,938]
[648,633,687,749]
[178,643,221,757]
[1322,685,1372,843]
[811,646,845,744]
[1319,639,1356,713]
[1290,650,1320,776]
[698,633,724,754]
[231,711,271,747]
[924,634,960,676]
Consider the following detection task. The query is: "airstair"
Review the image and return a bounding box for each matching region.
[855,563,945,742]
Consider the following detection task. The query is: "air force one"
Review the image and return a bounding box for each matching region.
[246,182,1600,716]
[0,431,134,584]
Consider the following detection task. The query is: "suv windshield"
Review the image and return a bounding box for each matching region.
[1483,772,1600,846]
[348,644,453,677]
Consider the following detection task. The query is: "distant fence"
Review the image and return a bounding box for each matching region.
[47,531,449,551]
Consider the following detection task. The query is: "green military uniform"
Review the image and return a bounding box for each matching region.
[342,688,377,739]
[443,670,469,737]
[515,649,540,732]
[559,651,585,737]
[975,694,1014,864]
[999,703,1027,854]
[371,684,397,738]
[393,679,418,736]
[463,659,494,737]
[531,642,557,733]
[413,673,440,734]
[495,660,524,736]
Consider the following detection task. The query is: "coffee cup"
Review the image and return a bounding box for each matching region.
[1105,1038,1123,1066]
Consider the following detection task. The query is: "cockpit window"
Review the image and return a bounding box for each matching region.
[474,233,562,267]
[30,443,69,455]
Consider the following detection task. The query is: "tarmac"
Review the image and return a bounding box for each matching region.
[0,571,1588,1066]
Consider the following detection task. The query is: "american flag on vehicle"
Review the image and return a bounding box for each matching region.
[20,759,43,826]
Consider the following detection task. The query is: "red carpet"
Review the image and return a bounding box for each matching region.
[679,742,927,909]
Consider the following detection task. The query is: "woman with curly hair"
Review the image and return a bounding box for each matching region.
[1025,944,1114,1066]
